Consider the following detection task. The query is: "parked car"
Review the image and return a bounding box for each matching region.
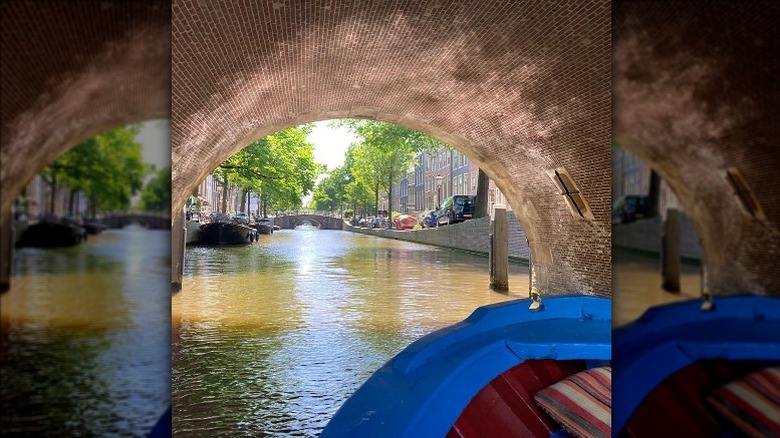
[435,195,476,226]
[394,214,417,230]
[612,195,649,224]
[419,210,438,228]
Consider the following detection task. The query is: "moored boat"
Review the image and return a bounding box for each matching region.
[254,217,273,235]
[82,219,107,234]
[199,221,257,245]
[18,220,87,247]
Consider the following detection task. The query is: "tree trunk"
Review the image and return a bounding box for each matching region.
[474,168,490,218]
[239,189,246,213]
[374,183,380,216]
[647,170,661,217]
[387,177,393,228]
[68,190,76,214]
[49,174,57,216]
[89,196,97,218]
[221,178,228,213]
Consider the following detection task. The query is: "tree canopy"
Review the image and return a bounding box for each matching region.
[311,143,375,214]
[42,124,149,214]
[335,119,448,216]
[214,125,320,212]
[218,120,448,216]
[140,166,171,213]
[311,164,351,212]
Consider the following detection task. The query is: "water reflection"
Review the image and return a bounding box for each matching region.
[173,229,528,436]
[1,226,171,436]
[612,247,701,327]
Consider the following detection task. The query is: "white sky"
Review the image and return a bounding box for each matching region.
[303,120,359,205]
[308,120,358,172]
[131,119,171,206]
[135,119,171,170]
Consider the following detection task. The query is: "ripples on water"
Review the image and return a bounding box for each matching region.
[612,247,701,327]
[1,226,171,437]
[173,228,529,436]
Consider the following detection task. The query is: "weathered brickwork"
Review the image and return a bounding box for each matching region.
[615,1,780,295]
[172,0,612,297]
[345,211,531,262]
[0,0,171,215]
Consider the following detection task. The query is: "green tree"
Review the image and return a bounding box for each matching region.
[344,178,375,216]
[213,125,321,215]
[337,120,447,220]
[42,125,149,215]
[309,142,377,216]
[140,166,172,213]
[311,164,352,212]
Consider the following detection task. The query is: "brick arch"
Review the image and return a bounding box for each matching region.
[0,0,171,215]
[171,1,612,297]
[614,1,780,296]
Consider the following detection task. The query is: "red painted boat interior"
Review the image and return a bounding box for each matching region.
[620,359,774,438]
[448,359,587,438]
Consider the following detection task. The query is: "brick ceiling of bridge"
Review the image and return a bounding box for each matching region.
[171,0,612,297]
[0,0,171,213]
[615,0,780,295]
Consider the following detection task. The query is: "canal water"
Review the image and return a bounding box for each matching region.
[612,247,702,327]
[173,227,529,436]
[1,226,171,437]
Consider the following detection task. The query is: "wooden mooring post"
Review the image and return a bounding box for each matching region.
[0,209,13,293]
[661,208,681,292]
[490,204,509,292]
[172,210,186,293]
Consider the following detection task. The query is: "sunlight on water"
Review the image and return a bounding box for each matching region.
[173,229,528,436]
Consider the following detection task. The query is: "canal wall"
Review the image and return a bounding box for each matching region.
[343,212,530,263]
[612,214,702,262]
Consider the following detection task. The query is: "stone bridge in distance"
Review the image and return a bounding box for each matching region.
[273,213,343,230]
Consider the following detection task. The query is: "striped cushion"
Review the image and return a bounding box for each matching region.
[534,366,611,438]
[707,366,780,438]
